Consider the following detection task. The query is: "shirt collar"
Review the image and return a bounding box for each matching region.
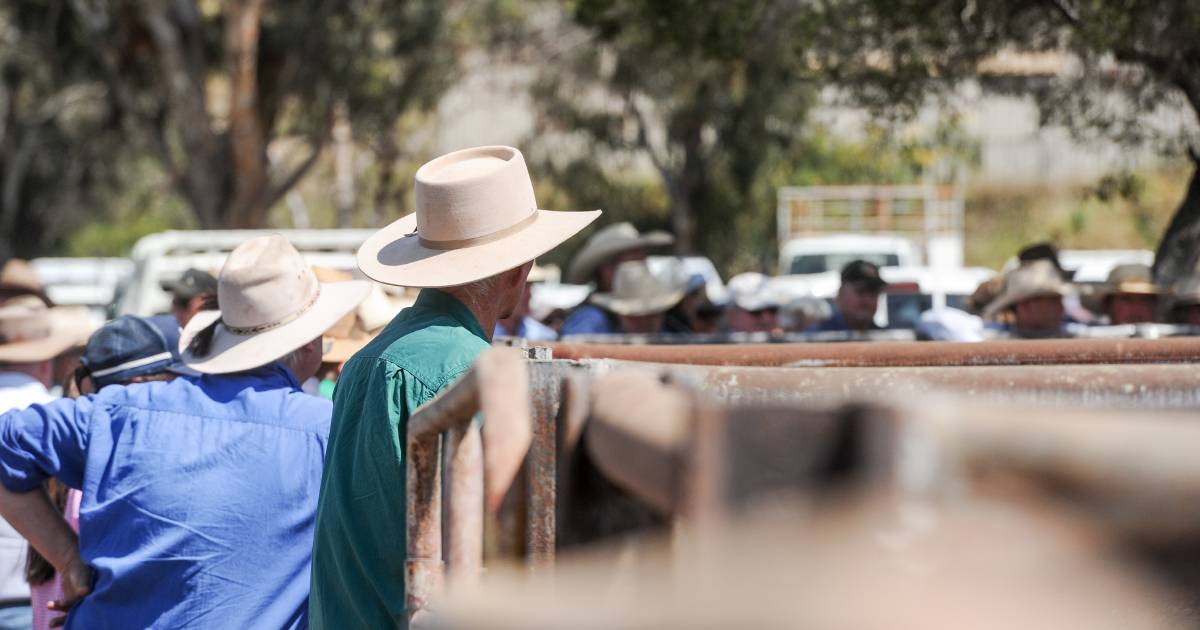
[0,372,48,392]
[191,362,303,391]
[413,289,490,343]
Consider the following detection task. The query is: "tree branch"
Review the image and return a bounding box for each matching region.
[1043,0,1080,26]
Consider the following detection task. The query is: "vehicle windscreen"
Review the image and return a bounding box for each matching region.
[789,253,900,275]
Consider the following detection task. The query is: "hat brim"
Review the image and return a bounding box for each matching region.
[982,288,1068,320]
[565,231,674,285]
[0,308,91,363]
[179,280,371,374]
[591,290,684,317]
[358,209,601,288]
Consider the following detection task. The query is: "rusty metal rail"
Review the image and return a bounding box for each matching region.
[543,336,1200,367]
[405,348,533,622]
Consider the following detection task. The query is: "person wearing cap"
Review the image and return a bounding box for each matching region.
[27,314,186,630]
[495,265,558,341]
[161,268,219,327]
[588,260,684,335]
[808,260,888,333]
[1167,276,1200,326]
[725,272,782,334]
[0,234,369,629]
[983,259,1077,338]
[1095,264,1161,325]
[0,298,78,630]
[665,273,722,334]
[310,146,599,627]
[560,222,674,336]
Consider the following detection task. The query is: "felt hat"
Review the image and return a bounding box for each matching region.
[180,234,371,374]
[983,259,1073,320]
[590,260,684,317]
[357,146,601,288]
[0,296,80,363]
[566,222,674,285]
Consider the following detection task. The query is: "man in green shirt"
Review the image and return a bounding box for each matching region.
[310,145,600,628]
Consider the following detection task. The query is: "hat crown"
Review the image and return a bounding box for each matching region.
[1107,263,1153,287]
[610,260,672,300]
[217,235,319,330]
[414,146,538,243]
[0,297,51,343]
[1008,260,1067,296]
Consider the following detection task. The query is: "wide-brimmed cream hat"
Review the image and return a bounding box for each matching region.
[590,260,684,317]
[983,259,1073,319]
[566,222,674,285]
[357,146,600,288]
[1169,276,1200,308]
[1103,264,1161,297]
[0,296,81,363]
[180,235,371,374]
[0,259,51,306]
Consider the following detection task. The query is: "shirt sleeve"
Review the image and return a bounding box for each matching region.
[0,396,93,492]
[561,304,612,336]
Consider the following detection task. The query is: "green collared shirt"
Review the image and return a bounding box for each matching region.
[310,289,490,628]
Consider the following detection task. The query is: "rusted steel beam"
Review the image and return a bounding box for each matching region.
[543,336,1200,367]
[524,358,558,566]
[476,349,532,513]
[561,361,1200,409]
[445,424,483,586]
[406,434,443,619]
[586,373,693,514]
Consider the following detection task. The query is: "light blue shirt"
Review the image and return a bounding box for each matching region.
[0,364,329,629]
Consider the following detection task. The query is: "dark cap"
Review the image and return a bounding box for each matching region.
[78,315,190,389]
[841,260,888,290]
[1017,242,1074,280]
[160,269,218,300]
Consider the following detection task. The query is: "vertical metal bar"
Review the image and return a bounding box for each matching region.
[445,422,484,587]
[526,362,558,567]
[406,434,443,621]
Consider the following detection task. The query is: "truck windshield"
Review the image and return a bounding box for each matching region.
[789,253,900,275]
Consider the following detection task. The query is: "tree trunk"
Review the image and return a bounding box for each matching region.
[372,136,399,228]
[332,102,356,228]
[223,0,270,229]
[1152,154,1200,287]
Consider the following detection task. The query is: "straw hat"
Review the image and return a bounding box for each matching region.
[1102,264,1160,297]
[180,235,371,374]
[590,260,684,317]
[358,146,600,288]
[983,259,1073,319]
[0,296,80,363]
[727,272,781,312]
[566,222,674,285]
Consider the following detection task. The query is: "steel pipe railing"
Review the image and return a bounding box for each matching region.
[543,336,1200,367]
[405,348,532,622]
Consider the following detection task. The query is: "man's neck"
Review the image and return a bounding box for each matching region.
[440,286,501,341]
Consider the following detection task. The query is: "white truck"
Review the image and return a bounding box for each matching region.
[116,229,377,316]
[775,184,965,275]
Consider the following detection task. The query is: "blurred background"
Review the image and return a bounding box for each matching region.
[2,0,1198,329]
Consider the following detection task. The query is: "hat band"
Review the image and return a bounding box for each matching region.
[224,285,321,336]
[89,352,174,379]
[418,211,538,250]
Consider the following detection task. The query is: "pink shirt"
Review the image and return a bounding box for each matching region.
[30,489,80,630]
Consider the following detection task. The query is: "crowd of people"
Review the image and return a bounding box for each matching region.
[0,143,1195,629]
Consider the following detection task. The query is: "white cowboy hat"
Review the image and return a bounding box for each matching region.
[590,260,684,317]
[180,235,371,374]
[357,146,601,288]
[983,259,1073,320]
[727,272,782,312]
[0,296,82,363]
[565,222,674,285]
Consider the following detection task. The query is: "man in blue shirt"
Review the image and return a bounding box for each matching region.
[808,260,889,333]
[561,222,673,336]
[0,235,368,629]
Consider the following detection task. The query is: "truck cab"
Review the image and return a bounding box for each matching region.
[778,234,920,276]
